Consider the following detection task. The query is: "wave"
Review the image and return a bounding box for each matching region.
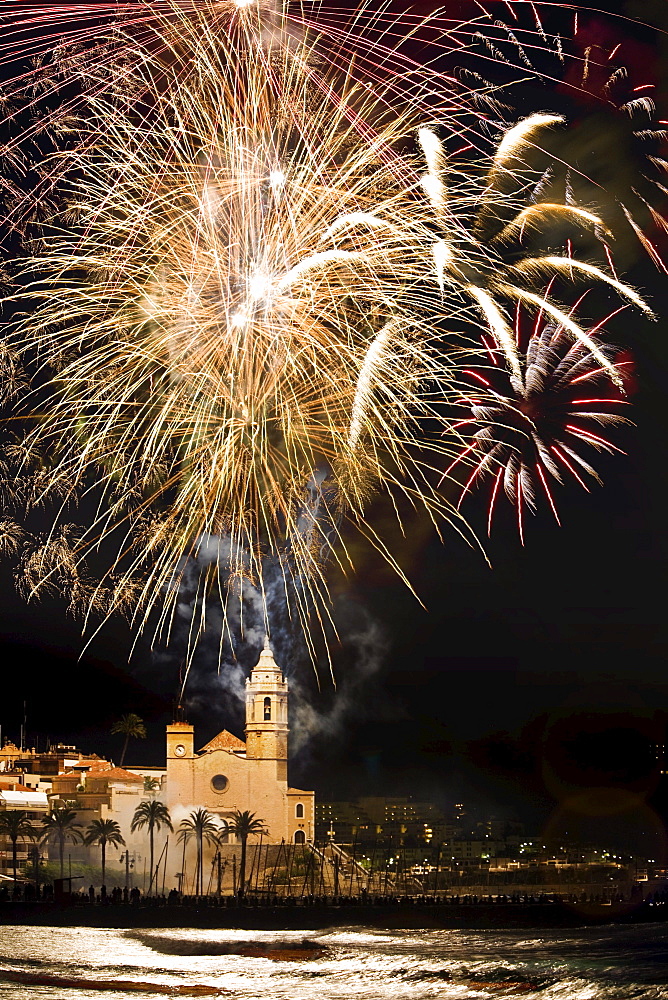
[0,967,222,996]
[128,931,327,960]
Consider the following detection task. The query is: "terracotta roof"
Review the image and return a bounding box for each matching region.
[0,781,31,792]
[71,758,111,770]
[199,730,246,753]
[86,767,144,784]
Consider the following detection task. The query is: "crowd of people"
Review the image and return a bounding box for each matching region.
[1,883,666,908]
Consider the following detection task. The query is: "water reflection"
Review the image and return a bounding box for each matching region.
[0,924,666,999]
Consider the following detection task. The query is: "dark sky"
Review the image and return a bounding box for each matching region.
[1,0,667,853]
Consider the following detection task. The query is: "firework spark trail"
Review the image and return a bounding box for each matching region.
[348,319,403,452]
[0,0,659,672]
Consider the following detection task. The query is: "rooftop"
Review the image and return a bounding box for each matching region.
[84,767,144,784]
[199,730,246,754]
[0,781,31,792]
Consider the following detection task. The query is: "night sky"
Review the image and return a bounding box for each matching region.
[1,0,667,855]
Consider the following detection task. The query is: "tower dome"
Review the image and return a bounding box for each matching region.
[255,635,282,675]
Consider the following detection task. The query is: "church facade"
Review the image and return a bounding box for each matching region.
[165,641,314,844]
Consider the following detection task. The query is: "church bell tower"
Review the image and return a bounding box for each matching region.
[245,638,289,779]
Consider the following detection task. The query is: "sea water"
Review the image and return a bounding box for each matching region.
[0,922,666,998]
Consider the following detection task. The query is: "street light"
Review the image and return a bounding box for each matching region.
[30,845,44,895]
[119,851,135,893]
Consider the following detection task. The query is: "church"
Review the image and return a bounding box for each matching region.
[165,639,315,844]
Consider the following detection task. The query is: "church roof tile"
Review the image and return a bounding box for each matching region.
[199,730,246,753]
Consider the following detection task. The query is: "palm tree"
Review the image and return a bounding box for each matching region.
[40,806,83,878]
[227,810,267,900]
[84,818,125,886]
[130,800,172,895]
[0,811,36,886]
[111,713,147,766]
[177,808,219,896]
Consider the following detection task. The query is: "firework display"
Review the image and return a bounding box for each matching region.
[0,2,660,667]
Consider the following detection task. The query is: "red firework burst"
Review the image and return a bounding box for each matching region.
[447,309,632,542]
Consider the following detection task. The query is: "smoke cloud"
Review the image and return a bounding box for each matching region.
[289,597,388,753]
[154,529,388,750]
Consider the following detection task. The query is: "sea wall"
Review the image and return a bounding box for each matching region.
[1,895,666,930]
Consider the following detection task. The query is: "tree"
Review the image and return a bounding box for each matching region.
[111,713,147,767]
[84,818,125,886]
[227,810,267,900]
[0,811,36,886]
[40,807,83,878]
[130,800,172,895]
[177,808,219,896]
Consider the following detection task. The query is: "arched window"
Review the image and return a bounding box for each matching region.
[294,829,306,844]
[295,803,304,819]
[218,820,229,844]
[263,697,271,721]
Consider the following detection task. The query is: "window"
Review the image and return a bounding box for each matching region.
[295,803,304,819]
[263,697,271,721]
[294,830,306,844]
[211,774,229,793]
[218,820,229,844]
